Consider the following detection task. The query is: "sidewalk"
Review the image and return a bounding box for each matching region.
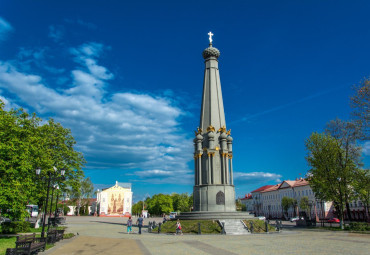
[40,216,370,255]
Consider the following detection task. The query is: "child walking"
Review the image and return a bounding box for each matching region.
[175,220,183,235]
[127,216,133,234]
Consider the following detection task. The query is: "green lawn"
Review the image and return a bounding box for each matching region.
[0,227,72,255]
[152,220,221,234]
[0,237,16,255]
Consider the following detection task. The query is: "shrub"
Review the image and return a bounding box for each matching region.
[63,205,70,216]
[348,222,370,231]
[63,233,75,239]
[1,221,31,234]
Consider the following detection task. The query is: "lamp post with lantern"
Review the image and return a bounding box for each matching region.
[36,167,65,238]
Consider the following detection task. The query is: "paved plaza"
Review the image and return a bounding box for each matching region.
[41,216,370,255]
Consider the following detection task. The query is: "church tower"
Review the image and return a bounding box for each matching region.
[193,32,236,212]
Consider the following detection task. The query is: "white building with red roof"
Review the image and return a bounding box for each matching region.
[251,178,335,220]
[239,194,253,212]
[250,185,274,216]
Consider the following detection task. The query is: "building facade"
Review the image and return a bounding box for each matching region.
[239,194,253,212]
[96,181,132,216]
[252,178,334,220]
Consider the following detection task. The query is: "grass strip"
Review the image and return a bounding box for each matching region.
[152,220,221,234]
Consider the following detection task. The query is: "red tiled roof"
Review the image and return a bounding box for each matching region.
[261,183,281,193]
[251,185,274,193]
[293,178,309,187]
[240,194,252,200]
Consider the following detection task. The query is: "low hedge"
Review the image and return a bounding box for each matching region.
[348,222,370,231]
[1,221,31,234]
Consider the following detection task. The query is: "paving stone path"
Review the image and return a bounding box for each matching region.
[41,216,370,255]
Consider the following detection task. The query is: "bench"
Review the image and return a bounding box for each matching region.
[12,233,46,255]
[47,227,64,244]
[48,217,66,226]
[55,217,66,225]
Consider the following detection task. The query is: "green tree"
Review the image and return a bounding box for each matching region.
[351,78,370,139]
[68,177,94,215]
[146,194,173,216]
[354,169,370,221]
[188,193,193,210]
[132,201,144,216]
[281,196,294,218]
[325,118,363,221]
[171,193,191,212]
[305,132,361,229]
[299,196,309,215]
[0,100,85,220]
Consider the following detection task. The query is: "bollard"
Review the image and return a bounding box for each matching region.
[221,222,226,235]
[279,220,283,231]
[275,220,279,231]
[198,222,201,235]
[265,221,269,233]
[250,221,254,233]
[158,223,162,234]
[148,222,152,233]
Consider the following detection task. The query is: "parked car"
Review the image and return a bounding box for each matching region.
[0,217,11,224]
[327,218,340,223]
[290,216,304,222]
[169,212,177,219]
[257,216,266,220]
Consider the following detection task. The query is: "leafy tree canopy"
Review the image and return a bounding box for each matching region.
[351,78,370,139]
[299,196,309,211]
[305,132,362,228]
[281,196,295,213]
[0,100,85,220]
[146,194,173,216]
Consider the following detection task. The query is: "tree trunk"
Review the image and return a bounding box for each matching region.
[345,202,352,221]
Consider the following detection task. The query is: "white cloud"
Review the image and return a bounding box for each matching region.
[0,17,13,41]
[48,25,64,42]
[15,47,65,74]
[234,171,282,184]
[362,141,370,156]
[0,42,193,183]
[133,169,193,185]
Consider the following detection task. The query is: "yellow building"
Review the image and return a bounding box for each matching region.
[97,181,132,216]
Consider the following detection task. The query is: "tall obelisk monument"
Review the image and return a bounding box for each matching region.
[193,32,236,212]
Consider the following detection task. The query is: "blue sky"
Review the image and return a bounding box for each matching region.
[1,0,369,202]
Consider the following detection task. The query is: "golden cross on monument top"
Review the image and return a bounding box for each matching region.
[208,31,214,44]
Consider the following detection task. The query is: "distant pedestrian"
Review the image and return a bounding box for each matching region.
[127,216,133,234]
[175,220,183,235]
[137,214,144,234]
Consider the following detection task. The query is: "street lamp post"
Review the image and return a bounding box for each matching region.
[53,185,60,224]
[48,184,56,229]
[36,167,65,238]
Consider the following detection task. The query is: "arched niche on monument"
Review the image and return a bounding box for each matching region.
[216,191,225,205]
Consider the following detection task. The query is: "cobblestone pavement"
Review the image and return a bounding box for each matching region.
[42,216,370,255]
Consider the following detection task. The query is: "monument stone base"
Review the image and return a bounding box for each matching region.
[193,184,236,212]
[176,211,255,220]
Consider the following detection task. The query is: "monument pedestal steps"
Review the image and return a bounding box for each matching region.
[221,219,250,235]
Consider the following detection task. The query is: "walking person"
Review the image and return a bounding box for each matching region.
[136,214,144,234]
[175,219,183,235]
[127,216,133,234]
